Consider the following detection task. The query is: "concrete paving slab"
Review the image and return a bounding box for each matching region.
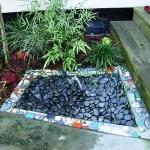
[141,129,150,140]
[0,112,150,150]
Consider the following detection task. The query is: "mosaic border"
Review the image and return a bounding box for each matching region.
[0,66,150,138]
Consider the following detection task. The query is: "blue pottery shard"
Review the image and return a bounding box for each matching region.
[131,132,139,138]
[47,113,54,119]
[56,120,64,125]
[128,93,136,103]
[17,109,26,115]
[132,102,140,108]
[137,119,144,127]
[48,118,54,123]
[135,92,140,98]
[0,103,10,112]
[145,118,150,128]
[7,101,15,107]
[123,76,129,80]
[25,113,35,119]
[137,113,143,118]
[35,114,45,120]
[90,122,99,130]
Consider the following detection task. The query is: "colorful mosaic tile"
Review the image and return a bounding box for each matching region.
[73,122,82,128]
[0,103,10,112]
[0,67,150,138]
[90,122,99,130]
[25,113,35,119]
[34,114,45,120]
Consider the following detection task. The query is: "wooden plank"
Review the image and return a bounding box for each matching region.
[133,8,150,43]
[134,8,150,25]
[111,21,150,113]
[123,21,150,63]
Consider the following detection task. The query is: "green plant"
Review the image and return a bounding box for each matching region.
[6,0,96,71]
[0,35,4,60]
[6,13,32,51]
[86,38,123,70]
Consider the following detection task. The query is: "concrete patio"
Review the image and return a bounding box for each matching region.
[0,112,150,150]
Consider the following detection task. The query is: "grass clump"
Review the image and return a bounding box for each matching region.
[86,37,123,70]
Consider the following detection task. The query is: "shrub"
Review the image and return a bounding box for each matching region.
[86,37,123,70]
[6,13,32,52]
[6,0,96,71]
[0,35,4,57]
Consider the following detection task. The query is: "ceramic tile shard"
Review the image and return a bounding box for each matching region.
[25,113,35,119]
[16,109,27,115]
[34,114,45,120]
[0,103,10,112]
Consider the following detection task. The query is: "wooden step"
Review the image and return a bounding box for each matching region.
[111,21,150,113]
[133,7,150,43]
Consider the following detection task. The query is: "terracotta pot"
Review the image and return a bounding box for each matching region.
[144,6,150,14]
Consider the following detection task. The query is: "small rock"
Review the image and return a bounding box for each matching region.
[85,91,91,97]
[99,96,105,102]
[114,109,119,115]
[53,98,59,103]
[99,108,105,113]
[120,97,128,104]
[67,89,73,95]
[43,94,49,101]
[59,108,66,115]
[120,120,126,125]
[111,107,115,112]
[84,101,90,106]
[99,102,105,108]
[102,92,107,97]
[104,119,111,123]
[94,100,99,105]
[66,106,72,112]
[100,78,108,84]
[60,95,65,102]
[91,92,96,97]
[85,113,92,117]
[126,121,135,127]
[116,113,124,120]
[93,109,99,116]
[124,115,131,121]
[68,101,74,106]
[34,93,41,99]
[91,116,97,121]
[80,108,86,113]
[122,109,129,115]
[116,105,125,110]
[73,109,79,115]
[51,106,59,111]
[110,98,118,104]
[78,102,84,107]
[98,116,104,122]
[75,113,84,119]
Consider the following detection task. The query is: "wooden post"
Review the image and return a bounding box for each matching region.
[0,4,8,64]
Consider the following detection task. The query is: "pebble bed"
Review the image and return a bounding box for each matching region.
[16,73,136,127]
